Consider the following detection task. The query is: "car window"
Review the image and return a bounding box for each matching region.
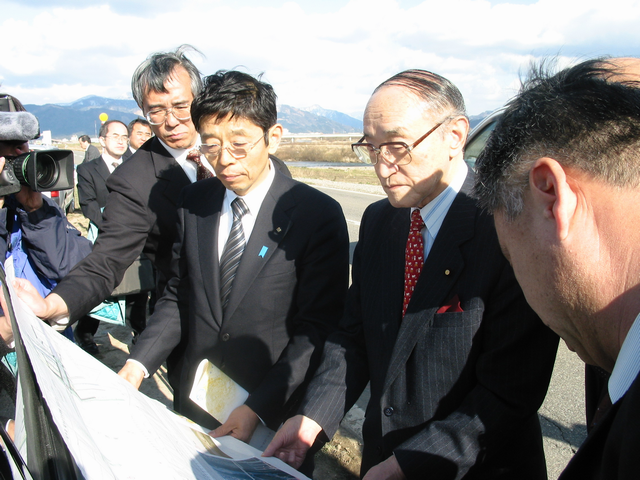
[464,118,498,169]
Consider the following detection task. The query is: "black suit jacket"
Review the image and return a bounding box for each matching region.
[54,137,190,319]
[559,370,640,480]
[83,144,100,163]
[301,172,559,479]
[129,169,350,429]
[76,155,111,228]
[122,147,134,161]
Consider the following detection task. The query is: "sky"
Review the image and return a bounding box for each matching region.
[2,0,639,119]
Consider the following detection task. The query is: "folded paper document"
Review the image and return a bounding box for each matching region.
[189,359,276,450]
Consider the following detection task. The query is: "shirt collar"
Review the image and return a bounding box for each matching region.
[224,159,276,217]
[609,312,640,403]
[412,161,468,237]
[157,136,199,162]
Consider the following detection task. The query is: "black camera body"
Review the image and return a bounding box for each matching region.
[0,150,75,197]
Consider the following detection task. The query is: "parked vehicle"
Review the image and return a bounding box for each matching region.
[463,108,505,169]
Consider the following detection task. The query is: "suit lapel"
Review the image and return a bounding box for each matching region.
[198,183,226,326]
[95,156,111,182]
[150,138,191,204]
[383,173,477,393]
[222,171,293,323]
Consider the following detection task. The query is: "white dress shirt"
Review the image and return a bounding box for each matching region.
[217,160,276,260]
[411,162,468,261]
[157,137,214,183]
[609,313,640,403]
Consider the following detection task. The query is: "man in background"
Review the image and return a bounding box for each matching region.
[473,57,640,480]
[122,118,152,160]
[78,134,100,163]
[75,120,149,352]
[265,70,558,479]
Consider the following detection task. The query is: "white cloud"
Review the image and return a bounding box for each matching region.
[1,0,639,116]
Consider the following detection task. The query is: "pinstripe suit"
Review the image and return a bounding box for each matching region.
[300,172,559,479]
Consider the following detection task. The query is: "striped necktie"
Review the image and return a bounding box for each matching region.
[220,197,249,311]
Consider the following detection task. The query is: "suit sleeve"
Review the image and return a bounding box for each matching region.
[76,163,104,228]
[244,194,350,426]
[52,170,151,320]
[126,203,187,374]
[298,208,372,437]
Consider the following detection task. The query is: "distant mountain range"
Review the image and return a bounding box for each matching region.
[24,95,493,138]
[24,95,365,138]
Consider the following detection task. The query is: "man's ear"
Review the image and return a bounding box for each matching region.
[267,124,283,154]
[529,157,577,241]
[99,137,107,149]
[448,116,469,157]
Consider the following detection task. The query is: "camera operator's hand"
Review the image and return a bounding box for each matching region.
[14,185,43,213]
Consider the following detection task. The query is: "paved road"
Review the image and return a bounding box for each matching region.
[314,183,587,480]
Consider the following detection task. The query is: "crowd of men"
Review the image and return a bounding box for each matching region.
[1,47,639,480]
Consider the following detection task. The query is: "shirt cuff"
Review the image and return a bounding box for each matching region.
[125,358,150,378]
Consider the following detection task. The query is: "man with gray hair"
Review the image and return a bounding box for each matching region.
[16,45,208,387]
[265,70,558,479]
[474,58,640,480]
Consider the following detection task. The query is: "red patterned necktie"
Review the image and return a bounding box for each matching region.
[403,209,425,317]
[187,149,213,181]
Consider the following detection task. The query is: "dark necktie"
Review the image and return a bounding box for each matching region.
[219,197,249,311]
[112,162,119,170]
[403,209,425,317]
[187,149,213,181]
[589,392,613,429]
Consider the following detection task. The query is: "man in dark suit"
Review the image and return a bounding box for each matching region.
[473,58,640,480]
[17,46,292,340]
[75,119,149,350]
[122,118,152,161]
[14,46,211,388]
[79,135,100,163]
[117,70,349,443]
[264,70,558,479]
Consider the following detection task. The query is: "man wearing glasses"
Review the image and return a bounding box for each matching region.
[116,70,349,456]
[264,70,559,479]
[75,119,149,353]
[16,46,215,389]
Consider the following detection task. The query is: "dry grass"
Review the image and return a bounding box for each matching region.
[277,143,360,163]
[288,166,380,185]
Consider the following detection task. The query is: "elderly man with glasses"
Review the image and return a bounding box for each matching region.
[264,70,559,480]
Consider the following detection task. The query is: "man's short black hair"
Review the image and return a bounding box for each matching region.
[474,57,640,219]
[79,134,92,144]
[127,117,151,136]
[190,70,277,139]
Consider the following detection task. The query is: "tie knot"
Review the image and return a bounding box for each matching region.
[187,149,201,162]
[410,209,424,231]
[231,197,249,219]
[112,161,119,169]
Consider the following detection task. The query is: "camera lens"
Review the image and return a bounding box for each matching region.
[31,153,59,189]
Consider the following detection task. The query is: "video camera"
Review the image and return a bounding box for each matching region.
[0,106,76,196]
[0,150,75,197]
